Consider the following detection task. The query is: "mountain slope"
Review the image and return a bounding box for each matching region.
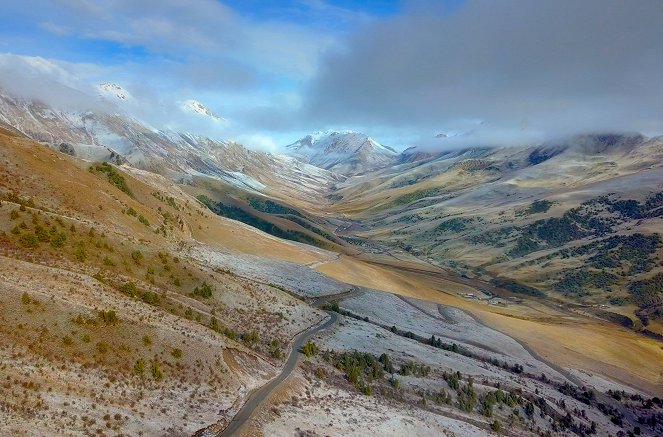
[285,130,398,175]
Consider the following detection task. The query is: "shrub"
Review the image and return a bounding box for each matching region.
[142,335,151,346]
[103,256,115,266]
[193,281,213,298]
[141,291,158,305]
[241,330,259,345]
[62,335,73,346]
[93,162,134,197]
[50,232,67,248]
[126,207,137,217]
[10,210,19,220]
[21,292,31,305]
[99,310,118,325]
[150,361,163,381]
[171,348,182,359]
[74,242,87,262]
[302,341,318,357]
[96,342,109,354]
[19,233,39,248]
[119,281,138,296]
[131,250,143,265]
[134,359,145,374]
[82,334,91,343]
[138,215,150,226]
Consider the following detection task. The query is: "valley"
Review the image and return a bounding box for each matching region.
[1,85,663,437]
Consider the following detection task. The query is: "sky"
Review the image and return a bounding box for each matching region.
[1,0,662,152]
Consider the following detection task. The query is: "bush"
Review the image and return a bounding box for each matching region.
[9,209,19,220]
[131,250,143,265]
[74,242,87,262]
[138,215,150,226]
[99,310,118,325]
[150,361,163,381]
[96,342,109,354]
[82,334,91,343]
[120,281,138,297]
[50,232,67,248]
[142,335,151,346]
[93,162,134,197]
[171,348,182,359]
[19,233,39,248]
[62,335,73,346]
[302,341,318,357]
[241,330,259,345]
[21,292,31,305]
[193,281,213,298]
[134,359,145,374]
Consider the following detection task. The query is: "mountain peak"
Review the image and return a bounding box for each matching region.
[181,99,226,123]
[96,82,132,102]
[285,130,397,175]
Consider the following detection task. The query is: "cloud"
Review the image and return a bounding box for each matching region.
[303,0,663,146]
[0,53,108,112]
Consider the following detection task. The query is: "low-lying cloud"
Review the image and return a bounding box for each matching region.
[304,0,663,146]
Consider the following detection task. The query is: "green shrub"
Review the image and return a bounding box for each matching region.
[171,348,182,359]
[131,250,143,265]
[193,281,213,298]
[138,215,150,226]
[134,359,145,374]
[19,233,39,248]
[50,232,67,248]
[241,330,259,345]
[96,342,109,354]
[82,334,91,343]
[21,292,31,305]
[93,162,134,197]
[99,310,118,325]
[120,281,138,296]
[62,335,73,346]
[150,361,163,381]
[302,341,318,357]
[142,335,151,346]
[74,242,87,262]
[9,210,19,220]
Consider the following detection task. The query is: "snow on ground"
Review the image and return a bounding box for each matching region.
[263,374,490,437]
[341,291,565,380]
[189,245,350,297]
[315,316,541,389]
[568,369,648,397]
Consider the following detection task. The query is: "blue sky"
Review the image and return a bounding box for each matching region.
[1,0,662,151]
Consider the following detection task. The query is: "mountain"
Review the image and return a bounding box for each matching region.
[180,99,226,123]
[285,130,398,175]
[0,89,341,207]
[97,82,132,102]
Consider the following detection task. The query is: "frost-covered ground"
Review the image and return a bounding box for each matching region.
[340,290,566,380]
[262,372,491,437]
[188,245,350,297]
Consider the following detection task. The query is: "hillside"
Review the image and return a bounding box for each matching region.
[285,130,398,175]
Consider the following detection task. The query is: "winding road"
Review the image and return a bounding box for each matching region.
[217,311,338,437]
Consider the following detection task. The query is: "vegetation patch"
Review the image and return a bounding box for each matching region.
[90,162,134,197]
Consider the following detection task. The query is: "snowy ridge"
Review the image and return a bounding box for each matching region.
[285,130,397,175]
[181,99,226,123]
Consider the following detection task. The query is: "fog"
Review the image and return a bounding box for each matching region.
[303,0,663,147]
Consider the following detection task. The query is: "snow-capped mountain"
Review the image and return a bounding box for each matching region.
[97,82,132,102]
[181,99,225,123]
[0,88,340,201]
[285,130,398,175]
